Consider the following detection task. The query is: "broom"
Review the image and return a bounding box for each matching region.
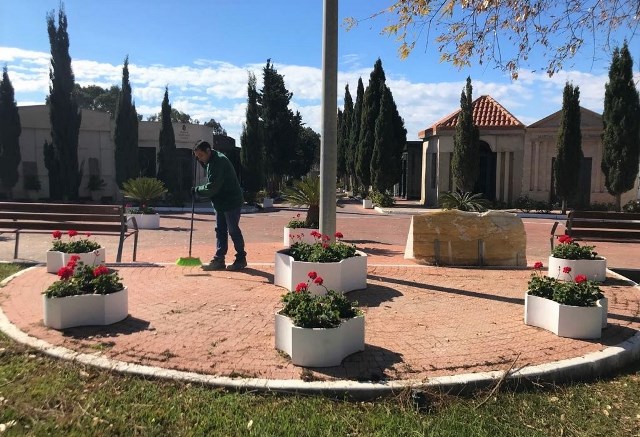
[176,156,202,267]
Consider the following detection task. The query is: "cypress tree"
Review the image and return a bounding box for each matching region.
[357,59,386,195]
[338,84,353,189]
[602,41,640,211]
[240,72,264,199]
[348,78,364,194]
[260,59,296,192]
[554,82,582,213]
[452,77,479,193]
[157,87,177,194]
[0,66,22,197]
[44,5,82,201]
[114,56,139,187]
[337,108,344,179]
[371,86,396,192]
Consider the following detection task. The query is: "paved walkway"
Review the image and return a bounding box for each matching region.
[1,201,639,395]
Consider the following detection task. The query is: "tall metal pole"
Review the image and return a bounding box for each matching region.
[320,0,338,239]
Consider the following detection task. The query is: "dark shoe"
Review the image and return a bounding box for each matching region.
[202,259,226,271]
[226,258,247,271]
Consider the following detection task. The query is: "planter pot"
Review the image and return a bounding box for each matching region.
[275,313,365,367]
[548,255,607,282]
[46,248,106,274]
[127,213,160,229]
[43,287,128,330]
[283,227,320,247]
[524,293,608,339]
[274,249,368,294]
[362,199,373,209]
[263,197,274,208]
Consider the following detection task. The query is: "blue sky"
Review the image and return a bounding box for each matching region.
[1,0,638,142]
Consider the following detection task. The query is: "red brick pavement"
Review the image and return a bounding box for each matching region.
[1,202,639,382]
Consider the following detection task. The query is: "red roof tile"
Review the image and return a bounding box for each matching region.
[419,95,524,138]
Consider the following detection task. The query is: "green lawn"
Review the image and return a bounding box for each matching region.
[1,264,639,435]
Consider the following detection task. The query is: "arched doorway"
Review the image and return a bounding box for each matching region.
[474,141,496,200]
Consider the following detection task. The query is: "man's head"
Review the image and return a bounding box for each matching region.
[193,140,212,163]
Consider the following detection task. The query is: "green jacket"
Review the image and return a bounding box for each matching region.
[194,150,244,213]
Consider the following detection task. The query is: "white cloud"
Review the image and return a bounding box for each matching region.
[2,45,622,143]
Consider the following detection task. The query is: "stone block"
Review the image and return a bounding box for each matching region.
[404,209,527,266]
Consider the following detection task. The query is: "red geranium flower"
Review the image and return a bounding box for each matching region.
[68,230,78,238]
[558,235,574,244]
[52,230,62,239]
[86,232,91,237]
[335,232,343,239]
[93,265,110,277]
[562,266,572,274]
[307,271,317,279]
[295,282,308,293]
[57,266,74,280]
[533,261,543,269]
[575,275,587,283]
[313,276,324,285]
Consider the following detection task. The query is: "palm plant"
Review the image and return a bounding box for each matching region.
[439,191,490,212]
[121,177,167,213]
[282,177,320,228]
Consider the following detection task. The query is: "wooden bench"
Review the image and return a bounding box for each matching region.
[550,210,640,249]
[0,202,138,262]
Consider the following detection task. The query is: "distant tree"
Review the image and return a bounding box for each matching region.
[204,118,227,136]
[337,108,344,178]
[44,5,82,201]
[240,72,263,198]
[389,85,407,186]
[348,78,364,194]
[290,124,320,179]
[147,108,193,123]
[346,1,639,79]
[260,59,297,193]
[452,77,479,192]
[156,87,178,194]
[371,86,396,192]
[114,56,139,187]
[602,41,640,211]
[555,82,582,214]
[72,84,120,116]
[0,66,22,197]
[357,59,386,195]
[338,84,353,188]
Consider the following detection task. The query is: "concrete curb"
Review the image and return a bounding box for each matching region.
[1,267,639,399]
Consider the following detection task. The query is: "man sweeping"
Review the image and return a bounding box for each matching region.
[192,140,247,271]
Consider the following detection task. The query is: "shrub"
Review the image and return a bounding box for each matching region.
[623,199,640,213]
[439,191,489,212]
[370,190,395,208]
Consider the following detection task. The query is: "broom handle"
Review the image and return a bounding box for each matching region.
[189,156,196,257]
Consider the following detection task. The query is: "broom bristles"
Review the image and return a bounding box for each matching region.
[176,257,202,266]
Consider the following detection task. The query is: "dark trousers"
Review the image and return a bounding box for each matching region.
[214,206,246,261]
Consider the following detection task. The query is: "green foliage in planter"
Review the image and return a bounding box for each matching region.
[23,175,41,191]
[288,231,357,263]
[439,191,489,212]
[623,199,640,213]
[528,262,604,307]
[370,190,395,207]
[551,236,599,260]
[44,261,124,298]
[51,230,101,254]
[121,177,167,212]
[281,275,360,328]
[286,213,308,229]
[86,175,106,191]
[282,177,320,228]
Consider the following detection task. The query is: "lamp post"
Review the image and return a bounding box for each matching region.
[320,0,338,240]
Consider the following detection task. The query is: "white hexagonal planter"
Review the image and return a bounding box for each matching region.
[274,250,368,294]
[46,248,106,274]
[547,255,607,282]
[43,287,129,330]
[283,227,320,247]
[127,213,160,229]
[524,293,608,339]
[274,313,365,367]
